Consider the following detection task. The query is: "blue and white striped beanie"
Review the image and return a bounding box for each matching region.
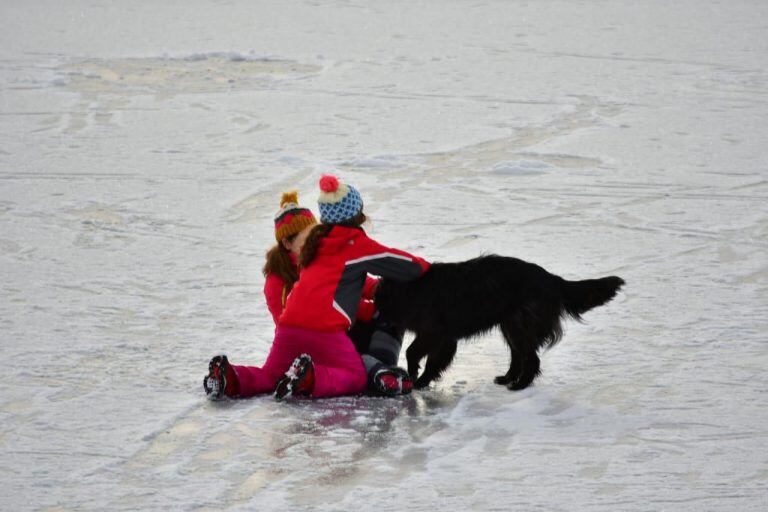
[317,174,363,224]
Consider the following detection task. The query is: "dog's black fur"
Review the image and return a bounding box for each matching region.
[374,254,624,391]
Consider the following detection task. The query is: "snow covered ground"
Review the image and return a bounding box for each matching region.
[1,0,767,510]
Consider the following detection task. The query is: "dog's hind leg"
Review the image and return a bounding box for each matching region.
[405,335,430,382]
[508,303,563,390]
[495,321,524,386]
[507,352,540,391]
[499,314,542,391]
[414,339,458,389]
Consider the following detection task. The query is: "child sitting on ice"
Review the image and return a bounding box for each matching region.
[203,175,430,400]
[261,191,401,394]
[262,191,377,330]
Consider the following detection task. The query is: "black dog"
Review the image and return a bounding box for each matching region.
[374,255,624,391]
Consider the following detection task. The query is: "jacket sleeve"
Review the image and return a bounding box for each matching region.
[355,299,376,323]
[357,237,430,282]
[362,275,380,299]
[263,273,287,325]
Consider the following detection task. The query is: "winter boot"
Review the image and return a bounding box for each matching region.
[373,367,412,397]
[274,354,315,401]
[203,354,238,400]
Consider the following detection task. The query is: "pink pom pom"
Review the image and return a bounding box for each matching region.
[319,174,339,193]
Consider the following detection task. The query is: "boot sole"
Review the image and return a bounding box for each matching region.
[274,355,311,402]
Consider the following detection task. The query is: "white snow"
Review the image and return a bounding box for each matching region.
[1,0,767,510]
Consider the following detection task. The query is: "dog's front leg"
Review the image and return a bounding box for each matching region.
[414,339,458,389]
[405,335,429,381]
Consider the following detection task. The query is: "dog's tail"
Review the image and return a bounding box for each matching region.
[561,276,625,321]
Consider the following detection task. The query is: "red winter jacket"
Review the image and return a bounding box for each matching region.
[264,250,380,326]
[279,226,430,332]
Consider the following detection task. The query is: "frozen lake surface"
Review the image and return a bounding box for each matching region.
[1,1,766,510]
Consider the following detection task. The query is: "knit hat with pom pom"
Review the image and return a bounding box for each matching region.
[317,174,363,224]
[274,191,317,242]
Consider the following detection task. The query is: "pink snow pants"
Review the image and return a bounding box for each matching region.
[231,325,367,399]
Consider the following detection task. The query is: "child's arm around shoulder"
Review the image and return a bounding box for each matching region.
[355,234,430,282]
[362,275,380,299]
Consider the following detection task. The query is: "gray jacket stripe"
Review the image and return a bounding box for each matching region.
[332,300,352,324]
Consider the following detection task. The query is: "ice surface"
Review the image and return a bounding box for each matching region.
[1,0,766,510]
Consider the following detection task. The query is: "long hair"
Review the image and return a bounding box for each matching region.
[263,241,299,292]
[299,212,367,268]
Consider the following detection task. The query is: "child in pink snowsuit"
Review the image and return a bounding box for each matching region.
[203,175,429,400]
[231,326,368,398]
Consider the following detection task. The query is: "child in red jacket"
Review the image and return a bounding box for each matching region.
[204,176,429,400]
[261,190,392,395]
[262,191,317,324]
[263,191,377,326]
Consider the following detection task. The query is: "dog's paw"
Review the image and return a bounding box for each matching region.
[506,379,532,391]
[413,377,432,389]
[494,375,512,385]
